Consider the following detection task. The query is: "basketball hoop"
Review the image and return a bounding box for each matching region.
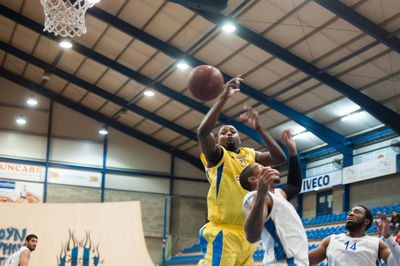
[40,0,100,38]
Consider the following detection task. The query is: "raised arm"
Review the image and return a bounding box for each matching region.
[279,129,302,200]
[308,236,330,265]
[197,76,241,167]
[244,167,279,243]
[376,212,400,265]
[240,104,286,166]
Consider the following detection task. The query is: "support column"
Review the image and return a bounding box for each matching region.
[297,159,307,218]
[43,100,53,203]
[101,130,108,202]
[169,155,175,234]
[342,151,353,212]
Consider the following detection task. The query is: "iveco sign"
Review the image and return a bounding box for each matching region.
[300,170,342,193]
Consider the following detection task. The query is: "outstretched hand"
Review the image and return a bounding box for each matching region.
[375,212,390,238]
[281,129,297,156]
[221,75,242,100]
[257,166,280,196]
[240,103,259,129]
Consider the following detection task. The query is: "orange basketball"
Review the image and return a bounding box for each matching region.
[187,65,224,101]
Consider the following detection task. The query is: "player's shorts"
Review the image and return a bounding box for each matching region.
[198,222,254,266]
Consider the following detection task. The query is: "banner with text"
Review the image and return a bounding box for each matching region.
[0,162,44,182]
[301,170,342,193]
[0,180,43,203]
[343,156,397,184]
[48,167,101,188]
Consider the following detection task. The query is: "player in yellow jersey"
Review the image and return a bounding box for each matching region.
[197,75,287,266]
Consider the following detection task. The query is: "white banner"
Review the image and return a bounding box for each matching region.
[0,162,45,182]
[48,167,101,188]
[343,156,397,184]
[0,180,43,203]
[301,170,342,193]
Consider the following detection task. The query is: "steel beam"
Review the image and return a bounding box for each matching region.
[0,4,264,145]
[314,0,400,54]
[192,8,400,135]
[86,6,352,154]
[0,68,203,169]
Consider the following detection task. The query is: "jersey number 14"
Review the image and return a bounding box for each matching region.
[344,241,357,251]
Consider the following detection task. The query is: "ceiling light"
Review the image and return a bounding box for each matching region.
[99,126,108,135]
[336,104,360,116]
[86,0,100,3]
[16,115,26,125]
[222,21,236,32]
[176,61,189,70]
[42,73,50,80]
[143,89,155,97]
[26,96,38,106]
[59,40,72,49]
[341,111,365,122]
[293,131,313,140]
[292,126,306,135]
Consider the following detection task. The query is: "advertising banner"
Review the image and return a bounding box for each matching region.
[0,162,44,182]
[300,170,342,193]
[343,156,397,184]
[0,180,43,203]
[48,167,101,188]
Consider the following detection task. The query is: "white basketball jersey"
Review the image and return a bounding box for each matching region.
[243,190,309,266]
[4,246,30,266]
[326,233,380,266]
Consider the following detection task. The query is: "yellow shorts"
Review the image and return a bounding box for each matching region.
[198,222,254,266]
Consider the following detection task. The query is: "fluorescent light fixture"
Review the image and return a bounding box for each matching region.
[59,40,72,49]
[42,73,50,80]
[26,96,38,106]
[293,131,313,140]
[99,126,108,135]
[292,126,306,135]
[336,104,360,116]
[341,111,365,122]
[16,115,26,125]
[87,0,100,3]
[176,61,189,70]
[222,21,236,32]
[143,89,155,97]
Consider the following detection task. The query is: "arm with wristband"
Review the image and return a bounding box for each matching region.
[376,212,400,266]
[278,129,302,200]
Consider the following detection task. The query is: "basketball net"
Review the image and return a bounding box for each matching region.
[40,0,100,38]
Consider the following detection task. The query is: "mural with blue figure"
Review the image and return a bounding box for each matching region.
[58,229,103,266]
[0,227,27,264]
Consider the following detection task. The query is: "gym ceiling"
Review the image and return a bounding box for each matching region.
[0,0,399,169]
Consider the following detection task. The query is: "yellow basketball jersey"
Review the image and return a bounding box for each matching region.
[201,146,256,225]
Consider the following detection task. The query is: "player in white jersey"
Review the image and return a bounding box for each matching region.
[2,234,38,266]
[240,130,307,265]
[309,206,400,266]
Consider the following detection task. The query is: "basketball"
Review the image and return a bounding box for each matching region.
[187,65,224,101]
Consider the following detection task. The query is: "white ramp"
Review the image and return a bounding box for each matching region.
[0,201,154,266]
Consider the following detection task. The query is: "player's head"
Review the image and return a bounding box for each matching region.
[25,234,38,251]
[392,210,397,216]
[239,163,280,191]
[345,205,373,232]
[217,125,241,151]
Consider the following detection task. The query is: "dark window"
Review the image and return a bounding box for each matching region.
[317,190,333,216]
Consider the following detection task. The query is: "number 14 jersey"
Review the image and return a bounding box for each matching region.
[326,233,380,266]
